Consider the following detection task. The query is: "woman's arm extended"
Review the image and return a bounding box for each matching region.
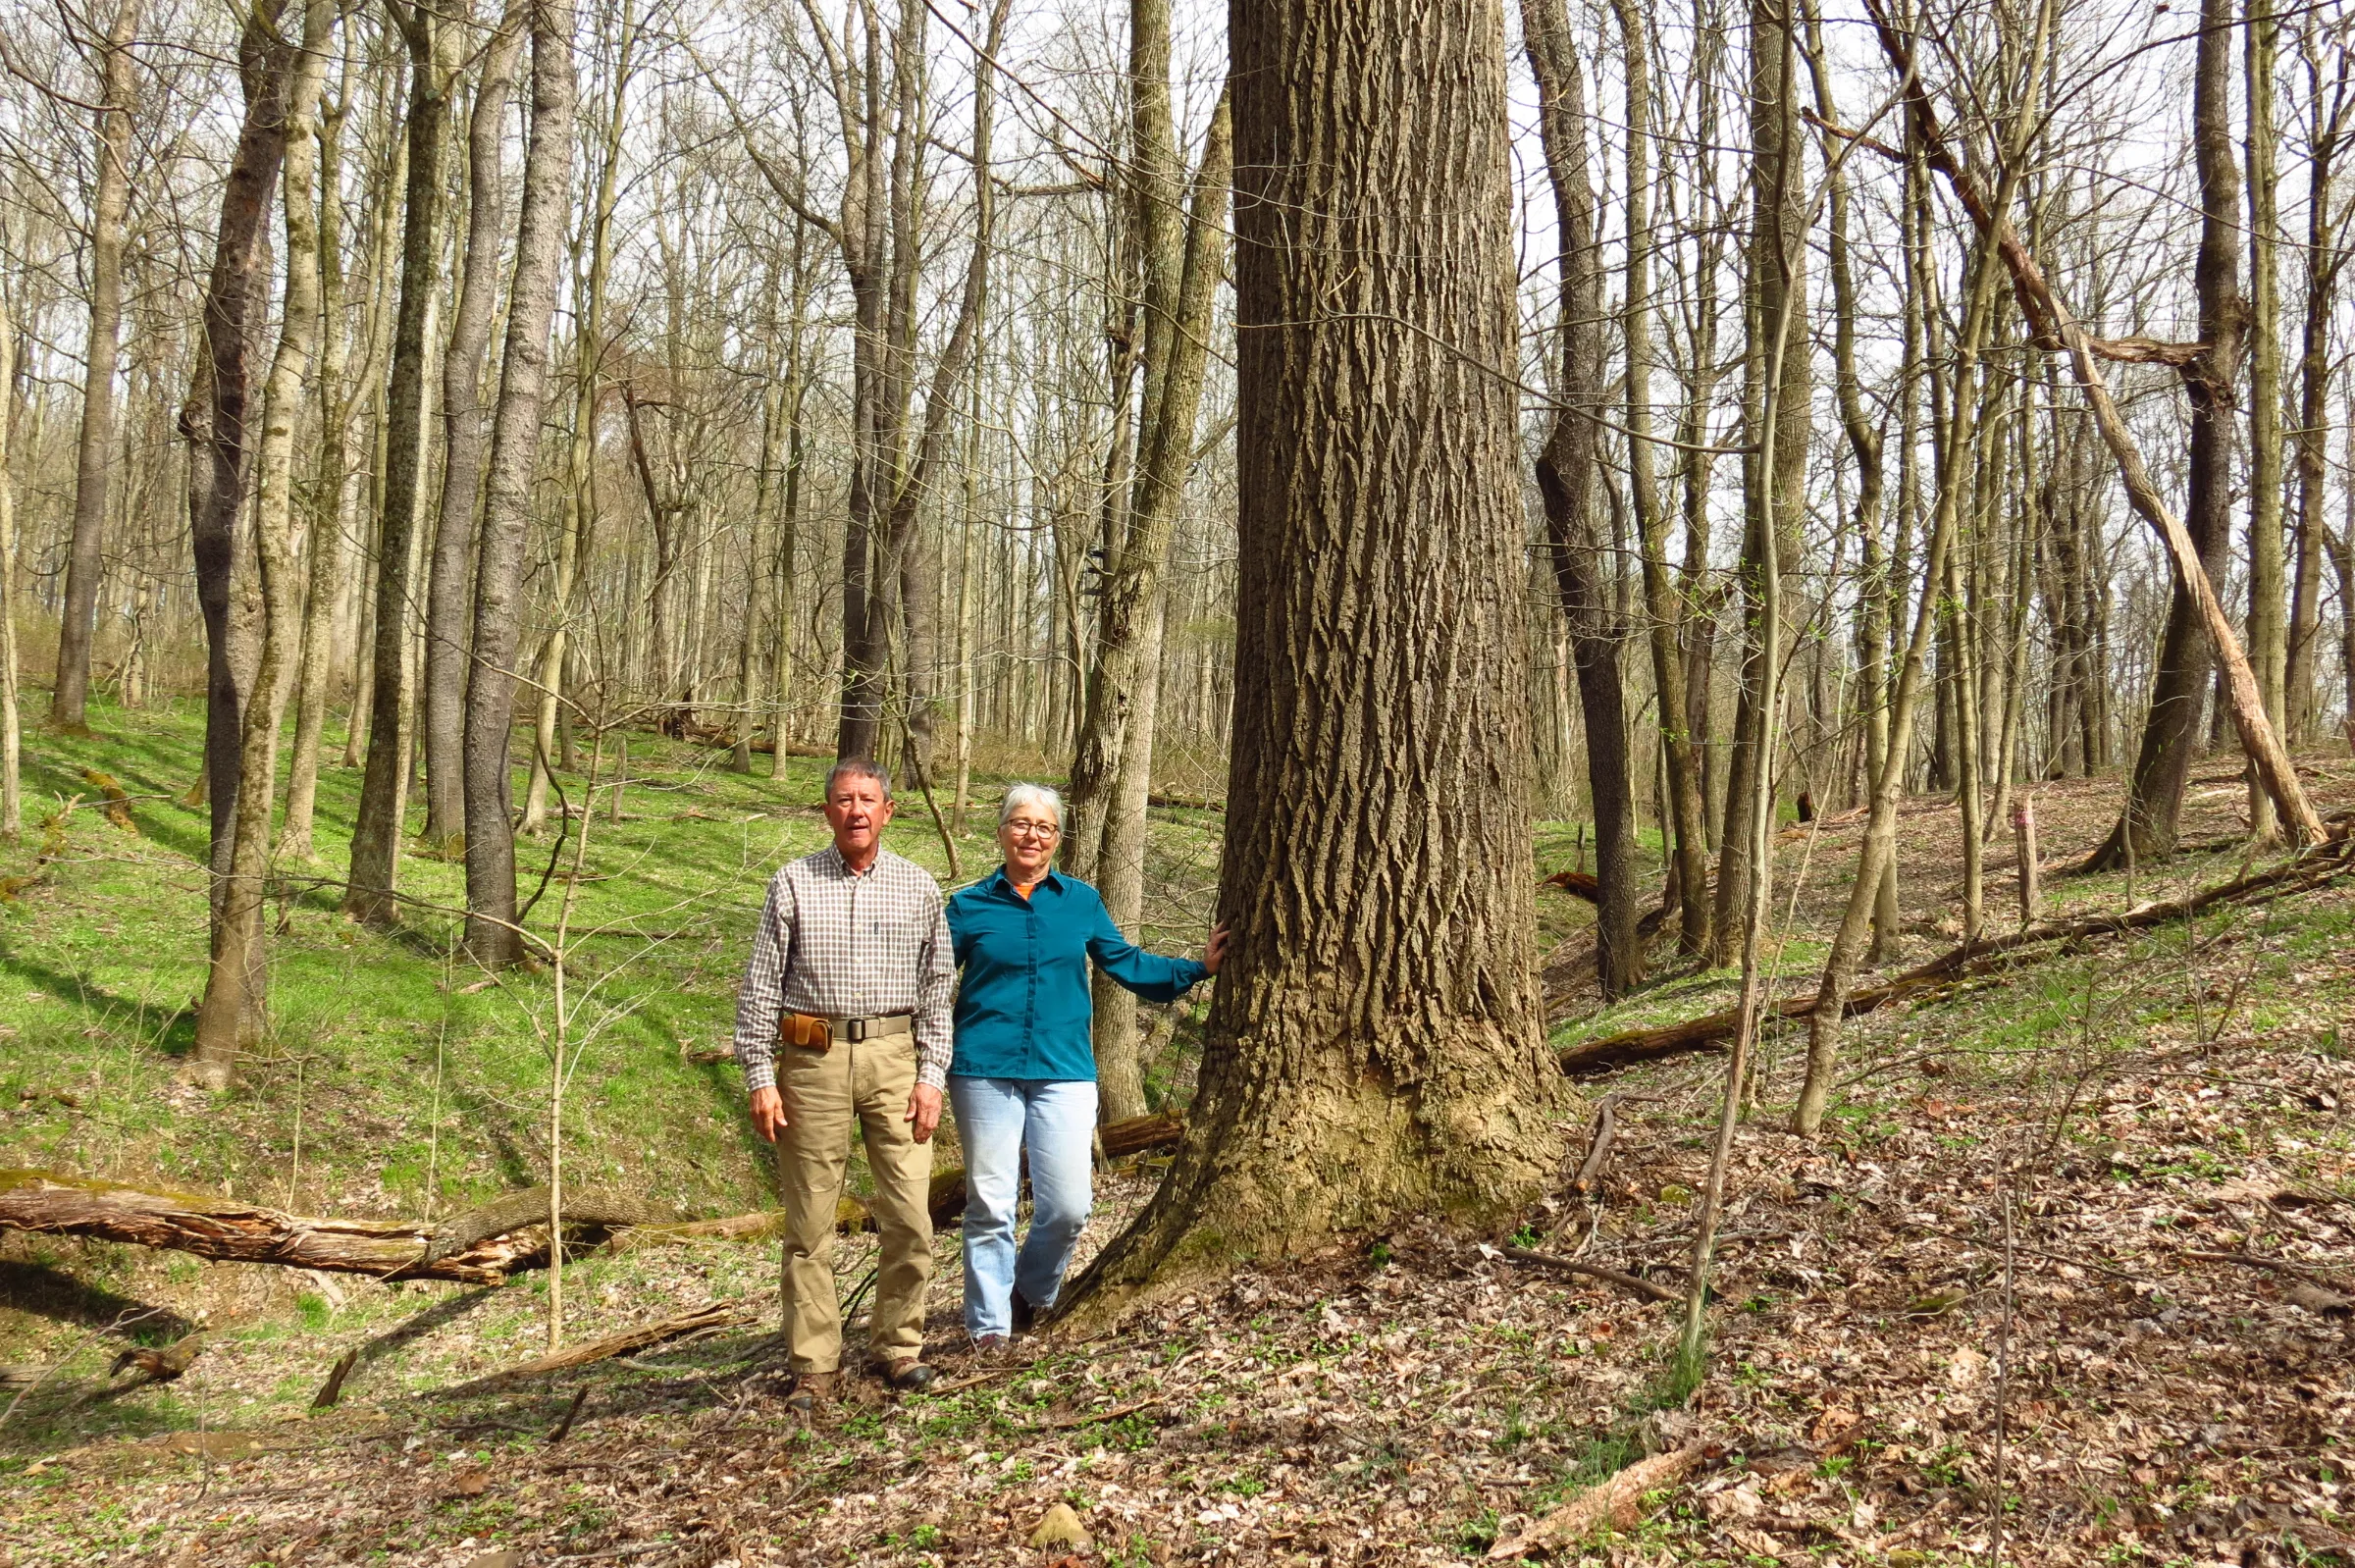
[1084,896,1224,1001]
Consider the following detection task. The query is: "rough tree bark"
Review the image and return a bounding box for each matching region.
[51,0,140,734]
[423,0,526,853]
[460,0,576,967]
[342,0,452,924]
[1524,0,1643,997]
[191,0,335,1088]
[1065,0,1570,1315]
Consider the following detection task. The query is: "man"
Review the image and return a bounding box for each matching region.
[735,759,951,1410]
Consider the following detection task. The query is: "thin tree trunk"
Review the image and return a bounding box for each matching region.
[1068,0,1569,1312]
[281,50,355,863]
[185,0,293,972]
[423,1,526,851]
[461,0,576,967]
[1524,0,1643,996]
[1712,0,1810,967]
[0,293,21,839]
[1795,237,2007,1134]
[1612,0,1708,960]
[2285,41,2348,743]
[192,0,334,1089]
[51,0,140,734]
[2245,0,2285,838]
[344,1,452,923]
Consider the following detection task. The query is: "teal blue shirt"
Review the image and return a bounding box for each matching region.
[945,867,1209,1081]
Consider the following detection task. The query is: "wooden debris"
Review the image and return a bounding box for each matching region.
[458,1301,751,1385]
[312,1348,359,1409]
[422,1185,687,1264]
[0,1170,543,1282]
[1489,1443,1705,1558]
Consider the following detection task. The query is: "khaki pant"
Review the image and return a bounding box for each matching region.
[773,1034,934,1373]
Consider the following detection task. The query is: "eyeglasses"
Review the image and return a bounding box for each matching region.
[1004,820,1060,840]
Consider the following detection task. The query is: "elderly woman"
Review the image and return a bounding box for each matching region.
[944,784,1228,1344]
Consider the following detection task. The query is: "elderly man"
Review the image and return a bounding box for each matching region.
[735,759,951,1409]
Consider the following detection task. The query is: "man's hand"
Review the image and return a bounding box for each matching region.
[1203,921,1233,974]
[750,1086,788,1143]
[906,1082,943,1144]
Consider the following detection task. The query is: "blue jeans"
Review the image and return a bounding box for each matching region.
[948,1075,1097,1339]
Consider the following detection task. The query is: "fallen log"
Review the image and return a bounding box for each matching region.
[1559,835,2355,1075]
[423,1185,687,1265]
[0,1170,545,1282]
[1489,1444,1705,1559]
[1541,869,1673,940]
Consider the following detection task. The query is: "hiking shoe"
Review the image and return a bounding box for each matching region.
[783,1370,837,1418]
[881,1359,937,1394]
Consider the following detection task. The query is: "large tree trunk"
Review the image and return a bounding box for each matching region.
[1066,0,1570,1314]
[50,0,139,735]
[343,3,452,924]
[461,0,576,967]
[2084,0,2251,868]
[1523,0,1643,997]
[423,2,526,853]
[183,0,293,1000]
[192,0,335,1089]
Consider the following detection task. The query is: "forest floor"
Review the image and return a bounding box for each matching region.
[2,700,2353,1566]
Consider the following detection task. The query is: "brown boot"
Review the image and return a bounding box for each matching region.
[784,1370,837,1419]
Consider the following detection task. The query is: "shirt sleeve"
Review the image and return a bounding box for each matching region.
[1085,893,1210,1003]
[734,873,792,1094]
[914,883,956,1089]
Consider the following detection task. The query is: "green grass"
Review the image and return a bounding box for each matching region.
[0,695,1225,1239]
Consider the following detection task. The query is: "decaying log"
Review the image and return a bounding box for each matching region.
[1489,1444,1705,1558]
[1541,869,1672,939]
[0,1170,545,1282]
[422,1185,687,1264]
[1560,833,2355,1075]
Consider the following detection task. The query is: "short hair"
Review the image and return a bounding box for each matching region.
[999,783,1064,828]
[824,758,893,801]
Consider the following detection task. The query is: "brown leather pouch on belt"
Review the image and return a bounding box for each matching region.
[779,1012,832,1051]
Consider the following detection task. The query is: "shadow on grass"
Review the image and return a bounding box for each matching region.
[0,1261,196,1342]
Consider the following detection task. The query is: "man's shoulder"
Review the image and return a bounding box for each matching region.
[877,849,946,897]
[777,847,840,883]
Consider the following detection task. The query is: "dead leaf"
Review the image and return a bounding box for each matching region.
[2286,1282,2352,1316]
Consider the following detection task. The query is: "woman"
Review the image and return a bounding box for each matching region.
[945,783,1228,1344]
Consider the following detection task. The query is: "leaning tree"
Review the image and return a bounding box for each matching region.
[1067,0,1571,1313]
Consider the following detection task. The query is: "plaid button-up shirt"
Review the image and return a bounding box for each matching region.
[733,845,955,1093]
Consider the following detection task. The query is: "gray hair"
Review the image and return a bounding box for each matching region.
[999,783,1064,828]
[824,758,893,801]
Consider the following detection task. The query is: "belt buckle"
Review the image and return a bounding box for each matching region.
[847,1017,868,1044]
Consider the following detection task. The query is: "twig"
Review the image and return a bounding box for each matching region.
[545,1385,590,1444]
[1502,1246,1680,1303]
[312,1348,359,1409]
